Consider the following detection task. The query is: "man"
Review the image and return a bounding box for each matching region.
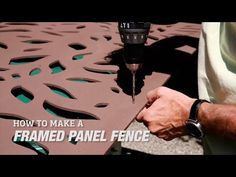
[136,22,236,154]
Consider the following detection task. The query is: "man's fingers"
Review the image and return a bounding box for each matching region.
[136,107,147,122]
[146,88,161,104]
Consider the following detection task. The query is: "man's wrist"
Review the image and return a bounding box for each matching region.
[186,99,210,138]
[197,101,211,131]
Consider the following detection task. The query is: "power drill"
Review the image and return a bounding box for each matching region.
[118,22,151,103]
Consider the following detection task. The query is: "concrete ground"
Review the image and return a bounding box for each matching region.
[122,120,203,155]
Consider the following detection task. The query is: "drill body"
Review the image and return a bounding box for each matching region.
[118,22,151,102]
[118,22,151,73]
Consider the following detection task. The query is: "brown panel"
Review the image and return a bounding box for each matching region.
[0,22,200,154]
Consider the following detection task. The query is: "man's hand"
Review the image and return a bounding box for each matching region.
[136,87,196,141]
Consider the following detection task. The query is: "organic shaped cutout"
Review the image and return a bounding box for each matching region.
[24,48,41,52]
[68,43,86,50]
[13,137,49,155]
[95,103,109,108]
[94,61,111,65]
[84,67,117,74]
[23,40,51,44]
[0,68,9,71]
[41,31,63,36]
[0,76,4,81]
[6,22,38,26]
[67,77,100,83]
[0,42,7,49]
[72,52,92,60]
[111,87,120,93]
[0,114,25,120]
[49,61,65,74]
[11,86,34,104]
[73,54,84,60]
[100,25,110,30]
[9,55,47,65]
[68,137,78,145]
[29,68,41,76]
[44,84,75,99]
[0,29,30,32]
[12,73,21,79]
[90,36,99,41]
[76,25,86,29]
[43,101,99,120]
[103,35,112,41]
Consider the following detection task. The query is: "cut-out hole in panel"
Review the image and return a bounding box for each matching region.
[94,61,111,65]
[43,101,99,120]
[29,68,41,76]
[60,31,78,33]
[103,35,112,41]
[0,29,30,33]
[68,43,86,50]
[111,87,120,93]
[0,42,8,49]
[100,25,110,30]
[73,54,84,60]
[44,84,75,99]
[76,25,86,29]
[68,136,78,145]
[11,86,34,104]
[12,73,21,79]
[72,52,92,61]
[24,48,41,52]
[49,61,65,74]
[13,137,49,155]
[6,22,38,26]
[0,76,5,81]
[0,114,25,120]
[23,40,51,44]
[0,68,9,71]
[90,36,99,41]
[84,67,117,74]
[66,77,100,83]
[41,31,63,36]
[94,103,109,108]
[9,55,47,65]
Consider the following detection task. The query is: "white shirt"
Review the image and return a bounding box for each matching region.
[198,22,236,154]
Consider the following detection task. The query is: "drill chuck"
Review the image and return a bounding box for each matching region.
[118,22,151,44]
[125,63,142,74]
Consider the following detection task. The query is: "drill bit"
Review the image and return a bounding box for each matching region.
[132,71,135,104]
[126,63,141,104]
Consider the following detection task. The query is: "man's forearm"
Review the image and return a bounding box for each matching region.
[199,103,236,140]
